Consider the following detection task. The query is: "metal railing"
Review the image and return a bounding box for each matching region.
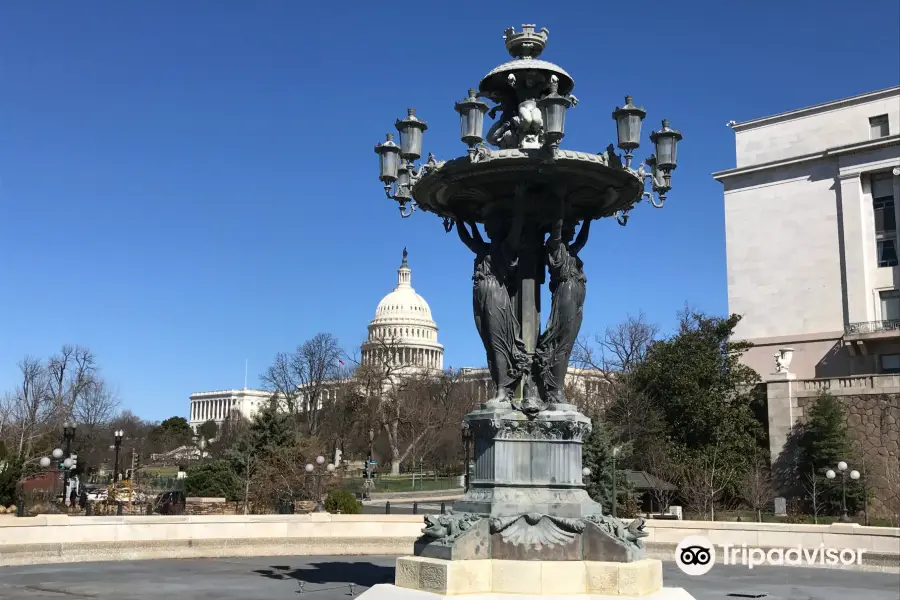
[845,319,900,335]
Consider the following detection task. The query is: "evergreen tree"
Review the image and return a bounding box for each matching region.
[582,421,635,517]
[629,311,767,489]
[184,460,242,501]
[198,420,219,443]
[798,392,865,516]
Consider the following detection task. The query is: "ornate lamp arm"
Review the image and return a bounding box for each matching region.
[408,153,445,185]
[636,154,670,208]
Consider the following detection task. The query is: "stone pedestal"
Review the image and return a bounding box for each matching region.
[453,404,599,519]
[389,402,683,598]
[355,556,698,598]
[415,405,646,564]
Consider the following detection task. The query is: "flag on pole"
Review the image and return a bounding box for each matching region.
[339,360,344,366]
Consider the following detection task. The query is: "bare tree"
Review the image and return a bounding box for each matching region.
[11,356,52,458]
[739,459,775,522]
[394,372,470,471]
[572,313,663,459]
[802,465,826,524]
[573,311,659,376]
[73,378,119,427]
[261,333,344,436]
[643,442,676,514]
[46,345,96,420]
[260,351,302,417]
[676,441,734,521]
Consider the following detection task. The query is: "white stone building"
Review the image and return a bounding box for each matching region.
[188,388,271,431]
[713,86,900,380]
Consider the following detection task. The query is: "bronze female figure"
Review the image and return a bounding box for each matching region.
[535,200,591,405]
[456,210,530,404]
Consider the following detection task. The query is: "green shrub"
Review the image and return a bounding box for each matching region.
[184,460,242,501]
[324,490,361,514]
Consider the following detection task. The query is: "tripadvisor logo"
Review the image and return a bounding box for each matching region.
[675,535,868,574]
[675,536,716,576]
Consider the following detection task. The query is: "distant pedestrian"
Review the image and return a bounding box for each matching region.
[70,488,78,508]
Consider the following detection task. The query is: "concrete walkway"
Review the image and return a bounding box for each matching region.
[364,488,463,503]
[1,555,899,599]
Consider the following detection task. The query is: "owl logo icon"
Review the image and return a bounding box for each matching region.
[675,536,716,576]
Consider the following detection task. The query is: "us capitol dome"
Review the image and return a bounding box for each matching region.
[360,248,444,372]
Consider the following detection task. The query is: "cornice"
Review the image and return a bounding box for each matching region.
[712,135,900,182]
[730,86,900,132]
[189,389,272,399]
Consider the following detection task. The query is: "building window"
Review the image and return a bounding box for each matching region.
[880,289,900,322]
[873,173,898,267]
[870,114,890,139]
[880,353,900,373]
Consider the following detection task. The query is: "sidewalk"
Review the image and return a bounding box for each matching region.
[363,488,464,504]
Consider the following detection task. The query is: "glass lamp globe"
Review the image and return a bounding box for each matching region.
[316,456,325,465]
[838,461,848,472]
[850,470,860,480]
[826,469,836,479]
[326,463,336,472]
[63,458,73,469]
[305,464,314,473]
[39,457,51,468]
[52,448,64,459]
[582,467,591,477]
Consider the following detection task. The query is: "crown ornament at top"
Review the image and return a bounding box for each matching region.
[503,24,549,59]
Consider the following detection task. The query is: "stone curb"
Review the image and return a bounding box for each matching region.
[2,538,896,573]
[0,537,418,567]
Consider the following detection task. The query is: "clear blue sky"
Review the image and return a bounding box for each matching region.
[2,1,898,422]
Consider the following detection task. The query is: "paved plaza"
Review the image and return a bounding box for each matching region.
[0,555,897,600]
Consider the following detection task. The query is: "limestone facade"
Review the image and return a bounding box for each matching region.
[713,86,900,379]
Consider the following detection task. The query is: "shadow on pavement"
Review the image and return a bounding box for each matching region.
[254,561,394,588]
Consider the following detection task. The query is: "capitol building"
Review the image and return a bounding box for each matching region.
[359,248,444,372]
[188,249,603,430]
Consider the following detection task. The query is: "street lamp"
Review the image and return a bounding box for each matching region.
[826,461,860,523]
[62,422,77,501]
[305,456,336,513]
[462,425,473,492]
[611,446,621,518]
[113,430,124,483]
[32,448,68,514]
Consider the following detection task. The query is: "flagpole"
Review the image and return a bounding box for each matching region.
[244,359,248,390]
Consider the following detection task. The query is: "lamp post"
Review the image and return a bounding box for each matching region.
[40,449,71,514]
[62,421,76,501]
[305,455,336,513]
[826,461,860,523]
[611,446,621,518]
[462,425,472,492]
[113,429,124,483]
